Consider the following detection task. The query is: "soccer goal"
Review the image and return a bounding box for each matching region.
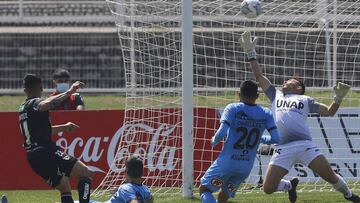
[93,0,360,198]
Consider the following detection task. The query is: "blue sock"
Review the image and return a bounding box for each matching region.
[200,191,217,203]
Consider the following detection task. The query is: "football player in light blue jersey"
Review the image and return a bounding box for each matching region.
[240,31,360,203]
[76,156,153,203]
[106,156,153,203]
[199,80,280,203]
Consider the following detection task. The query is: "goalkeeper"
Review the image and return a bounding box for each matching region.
[240,31,360,203]
[199,80,280,203]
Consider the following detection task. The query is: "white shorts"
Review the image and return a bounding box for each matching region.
[269,140,323,171]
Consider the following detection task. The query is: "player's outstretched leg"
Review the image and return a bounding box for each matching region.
[70,161,92,203]
[78,177,91,203]
[263,165,290,194]
[345,194,360,203]
[199,185,217,203]
[263,165,299,202]
[288,178,299,203]
[332,174,360,203]
[308,155,358,202]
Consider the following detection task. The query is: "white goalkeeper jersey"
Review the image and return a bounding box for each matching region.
[265,86,320,145]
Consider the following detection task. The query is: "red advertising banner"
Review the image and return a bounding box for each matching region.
[0,109,219,190]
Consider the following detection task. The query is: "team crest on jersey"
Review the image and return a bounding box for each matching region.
[227,183,237,193]
[211,178,224,187]
[55,150,70,160]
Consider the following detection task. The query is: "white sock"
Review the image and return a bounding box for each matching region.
[277,179,292,192]
[333,174,352,198]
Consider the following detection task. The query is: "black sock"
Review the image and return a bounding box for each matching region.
[61,192,74,203]
[78,177,91,203]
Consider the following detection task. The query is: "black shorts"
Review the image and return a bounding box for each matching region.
[27,147,77,187]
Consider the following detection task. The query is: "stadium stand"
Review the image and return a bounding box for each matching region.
[0,32,124,89]
[0,0,113,26]
[0,0,359,91]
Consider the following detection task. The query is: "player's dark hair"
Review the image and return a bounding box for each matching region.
[292,77,305,95]
[125,156,143,179]
[23,74,42,90]
[240,80,258,99]
[53,68,70,79]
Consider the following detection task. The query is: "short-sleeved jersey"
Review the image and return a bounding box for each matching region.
[107,183,153,203]
[215,102,277,172]
[18,97,55,150]
[49,92,84,110]
[265,86,320,144]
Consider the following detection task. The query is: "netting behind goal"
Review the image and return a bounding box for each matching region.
[93,0,360,197]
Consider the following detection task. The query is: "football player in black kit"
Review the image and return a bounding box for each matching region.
[19,74,92,203]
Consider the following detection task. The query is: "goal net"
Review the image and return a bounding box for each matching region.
[93,0,360,197]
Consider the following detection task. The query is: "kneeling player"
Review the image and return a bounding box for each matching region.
[199,80,280,203]
[76,156,153,203]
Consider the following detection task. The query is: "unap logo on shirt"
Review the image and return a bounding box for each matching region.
[276,99,304,110]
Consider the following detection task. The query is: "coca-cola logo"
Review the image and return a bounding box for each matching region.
[56,122,178,174]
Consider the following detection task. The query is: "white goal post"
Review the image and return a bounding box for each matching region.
[93,0,360,198]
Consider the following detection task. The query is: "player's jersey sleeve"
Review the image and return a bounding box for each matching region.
[264,85,276,102]
[308,97,320,113]
[108,184,153,203]
[211,122,230,146]
[220,103,236,126]
[261,109,280,144]
[265,109,276,130]
[30,98,44,111]
[73,93,85,107]
[142,185,153,202]
[108,186,135,203]
[212,104,235,146]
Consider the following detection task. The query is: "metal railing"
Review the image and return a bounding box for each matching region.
[0,0,113,24]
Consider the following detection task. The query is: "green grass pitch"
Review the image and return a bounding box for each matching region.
[0,189,356,202]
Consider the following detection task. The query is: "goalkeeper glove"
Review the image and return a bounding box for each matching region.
[333,82,351,105]
[239,31,258,60]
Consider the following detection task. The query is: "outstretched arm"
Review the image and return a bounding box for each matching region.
[37,81,84,111]
[211,122,230,147]
[249,60,272,92]
[317,82,351,116]
[52,122,80,135]
[317,102,339,117]
[239,31,272,92]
